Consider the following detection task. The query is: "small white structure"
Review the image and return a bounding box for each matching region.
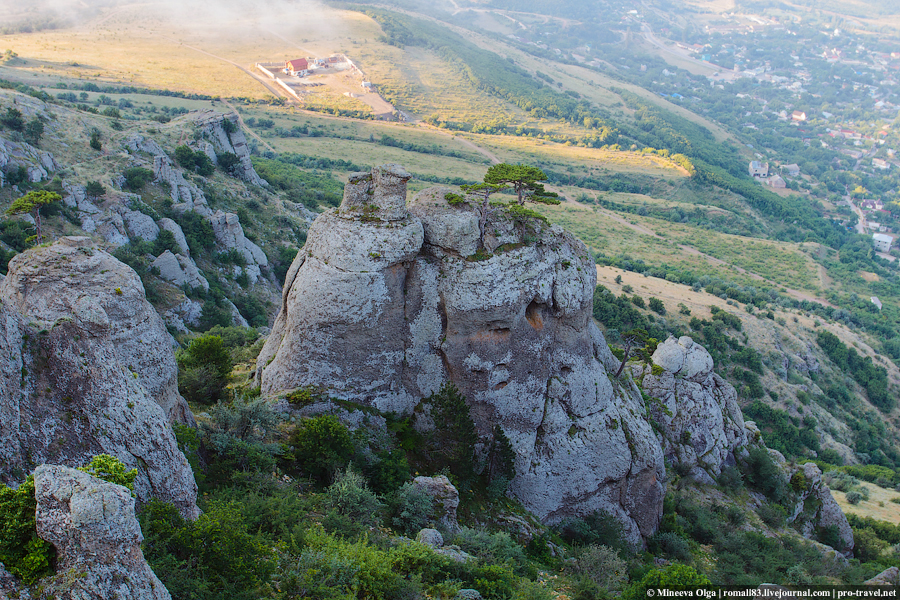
[872,296,883,310]
[873,233,893,253]
[749,160,768,177]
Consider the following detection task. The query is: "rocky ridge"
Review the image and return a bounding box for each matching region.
[0,237,198,519]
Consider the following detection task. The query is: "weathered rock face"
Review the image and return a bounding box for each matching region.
[638,336,749,483]
[33,465,172,600]
[152,250,209,291]
[0,132,57,186]
[258,165,665,544]
[0,237,198,519]
[190,110,267,187]
[787,463,854,555]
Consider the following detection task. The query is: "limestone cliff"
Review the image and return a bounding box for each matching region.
[0,237,198,519]
[258,165,665,544]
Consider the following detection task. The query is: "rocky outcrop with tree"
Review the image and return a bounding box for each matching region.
[258,164,666,544]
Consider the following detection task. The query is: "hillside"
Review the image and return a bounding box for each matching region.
[1,0,900,594]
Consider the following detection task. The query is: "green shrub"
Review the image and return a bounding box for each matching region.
[742,447,790,505]
[139,499,276,600]
[217,152,241,175]
[174,145,215,176]
[85,180,105,198]
[391,481,435,535]
[78,454,137,491]
[172,210,215,254]
[648,297,666,315]
[291,415,355,483]
[473,563,519,600]
[177,334,232,405]
[846,491,863,505]
[450,527,528,573]
[649,531,692,561]
[153,229,180,256]
[757,502,787,527]
[418,383,478,489]
[322,468,384,538]
[622,564,710,600]
[574,544,628,592]
[123,166,153,191]
[554,511,630,553]
[202,395,282,483]
[852,527,890,563]
[0,476,54,584]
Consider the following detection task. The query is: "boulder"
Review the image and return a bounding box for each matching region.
[416,528,444,548]
[33,465,171,600]
[258,167,666,545]
[408,186,480,257]
[151,250,209,291]
[651,336,714,383]
[865,567,899,585]
[0,237,198,518]
[208,210,267,269]
[639,336,748,482]
[412,476,461,532]
[122,209,160,242]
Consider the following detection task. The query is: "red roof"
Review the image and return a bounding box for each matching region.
[286,58,308,71]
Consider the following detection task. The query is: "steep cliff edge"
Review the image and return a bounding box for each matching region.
[0,237,198,519]
[258,165,665,543]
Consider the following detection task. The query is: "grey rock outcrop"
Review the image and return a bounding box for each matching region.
[412,475,461,532]
[190,111,267,187]
[208,210,267,280]
[0,237,198,519]
[258,165,665,544]
[865,567,899,585]
[787,463,854,555]
[157,218,191,255]
[122,208,160,242]
[0,133,57,186]
[33,465,172,600]
[638,336,748,483]
[152,250,209,291]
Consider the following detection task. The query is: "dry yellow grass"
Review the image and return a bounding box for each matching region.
[0,6,384,101]
[834,484,900,525]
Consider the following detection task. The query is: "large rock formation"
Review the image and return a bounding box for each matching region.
[0,237,198,519]
[638,336,749,483]
[32,465,171,600]
[258,165,665,544]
